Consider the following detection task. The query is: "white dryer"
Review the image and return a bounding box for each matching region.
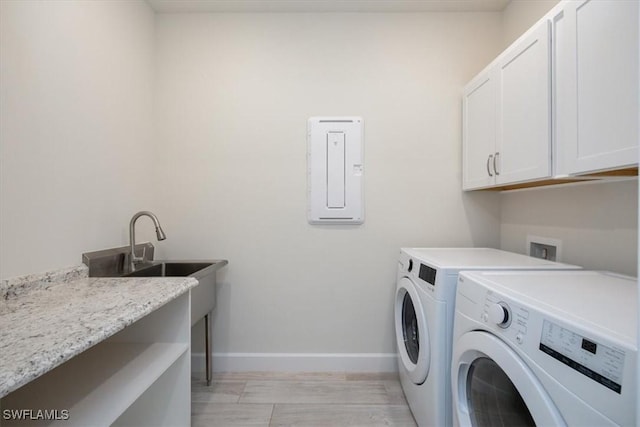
[451,270,637,427]
[395,248,580,427]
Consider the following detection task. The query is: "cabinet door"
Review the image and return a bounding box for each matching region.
[462,69,497,190]
[495,21,552,185]
[554,0,639,175]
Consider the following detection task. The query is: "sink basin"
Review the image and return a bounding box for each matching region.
[125,262,216,278]
[124,260,227,326]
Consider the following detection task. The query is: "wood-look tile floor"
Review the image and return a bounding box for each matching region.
[191,372,417,426]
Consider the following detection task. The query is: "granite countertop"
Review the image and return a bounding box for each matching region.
[0,265,198,398]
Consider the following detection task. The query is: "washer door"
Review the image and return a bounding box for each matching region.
[451,331,566,427]
[395,277,430,384]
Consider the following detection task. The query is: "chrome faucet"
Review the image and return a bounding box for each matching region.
[129,211,166,271]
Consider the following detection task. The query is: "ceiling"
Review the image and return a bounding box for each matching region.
[147,0,512,13]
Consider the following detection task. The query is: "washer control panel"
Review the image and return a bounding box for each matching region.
[539,320,625,394]
[398,253,438,295]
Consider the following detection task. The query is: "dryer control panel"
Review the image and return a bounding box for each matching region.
[481,291,531,345]
[479,290,628,395]
[539,320,625,394]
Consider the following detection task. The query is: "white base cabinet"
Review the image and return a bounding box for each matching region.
[1,293,191,426]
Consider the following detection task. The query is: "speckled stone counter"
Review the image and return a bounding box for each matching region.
[0,266,198,398]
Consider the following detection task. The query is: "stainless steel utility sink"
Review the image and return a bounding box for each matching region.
[124,260,227,325]
[82,246,228,386]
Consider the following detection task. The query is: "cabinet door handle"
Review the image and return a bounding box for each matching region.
[487,154,494,177]
[494,152,500,176]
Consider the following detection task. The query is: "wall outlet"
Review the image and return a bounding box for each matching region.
[527,235,562,262]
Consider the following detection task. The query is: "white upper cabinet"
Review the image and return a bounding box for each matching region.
[463,20,551,190]
[463,0,639,190]
[495,22,551,185]
[553,0,639,176]
[463,69,497,190]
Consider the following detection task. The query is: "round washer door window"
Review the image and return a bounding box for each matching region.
[451,331,565,427]
[466,357,535,427]
[395,277,430,384]
[402,292,420,364]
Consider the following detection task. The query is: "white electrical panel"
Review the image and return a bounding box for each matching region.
[307,117,364,224]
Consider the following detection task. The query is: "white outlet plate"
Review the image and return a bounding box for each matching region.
[527,235,563,262]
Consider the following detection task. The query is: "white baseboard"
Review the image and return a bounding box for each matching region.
[191,352,398,374]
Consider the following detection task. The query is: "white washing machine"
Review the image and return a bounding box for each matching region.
[395,248,580,427]
[451,270,637,427]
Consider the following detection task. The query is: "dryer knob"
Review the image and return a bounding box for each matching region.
[488,302,511,328]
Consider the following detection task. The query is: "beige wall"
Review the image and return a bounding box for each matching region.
[0,0,157,279]
[154,12,503,359]
[501,180,638,276]
[501,0,560,47]
[497,0,638,276]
